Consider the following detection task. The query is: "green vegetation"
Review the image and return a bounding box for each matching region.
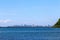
[53,18,60,28]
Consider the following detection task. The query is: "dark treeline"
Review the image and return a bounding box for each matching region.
[53,18,60,28]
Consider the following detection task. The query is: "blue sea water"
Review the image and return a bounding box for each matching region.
[0,27,60,40]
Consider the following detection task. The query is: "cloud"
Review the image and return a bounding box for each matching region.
[0,19,13,23]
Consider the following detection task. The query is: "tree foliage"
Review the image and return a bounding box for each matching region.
[53,18,60,28]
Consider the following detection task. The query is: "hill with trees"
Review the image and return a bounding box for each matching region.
[53,18,60,28]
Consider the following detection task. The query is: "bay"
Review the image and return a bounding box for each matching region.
[0,27,60,40]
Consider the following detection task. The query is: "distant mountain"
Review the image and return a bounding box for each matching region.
[53,18,60,28]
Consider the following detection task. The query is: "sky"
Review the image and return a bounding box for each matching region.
[0,0,60,26]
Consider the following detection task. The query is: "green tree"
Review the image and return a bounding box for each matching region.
[53,18,60,28]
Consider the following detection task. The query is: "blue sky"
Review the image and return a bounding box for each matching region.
[0,0,60,26]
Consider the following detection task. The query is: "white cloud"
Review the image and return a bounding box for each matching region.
[0,19,13,23]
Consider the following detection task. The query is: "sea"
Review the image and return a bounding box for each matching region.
[0,27,60,40]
